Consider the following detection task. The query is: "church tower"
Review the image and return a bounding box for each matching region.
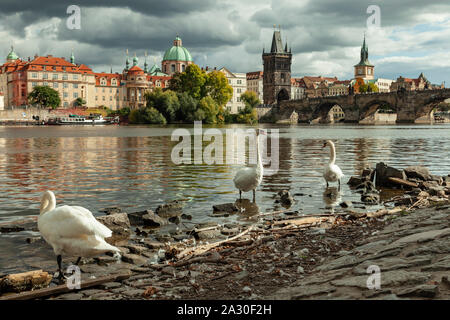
[354,35,374,80]
[262,28,292,105]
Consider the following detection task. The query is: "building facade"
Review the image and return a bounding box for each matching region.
[219,67,247,114]
[246,71,263,103]
[0,38,179,110]
[262,29,292,105]
[291,78,306,100]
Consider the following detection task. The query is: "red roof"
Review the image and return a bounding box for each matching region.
[246,71,263,80]
[94,73,122,86]
[127,65,144,74]
[1,55,94,74]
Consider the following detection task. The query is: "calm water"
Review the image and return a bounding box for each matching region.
[0,123,449,274]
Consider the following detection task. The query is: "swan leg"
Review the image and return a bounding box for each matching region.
[56,255,65,283]
[338,179,341,191]
[75,257,82,266]
[252,190,256,203]
[326,180,329,188]
[239,190,242,200]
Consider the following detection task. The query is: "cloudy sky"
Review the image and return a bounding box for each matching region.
[1,0,450,85]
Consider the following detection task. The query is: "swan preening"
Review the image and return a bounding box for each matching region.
[233,129,266,202]
[323,140,344,188]
[38,190,120,281]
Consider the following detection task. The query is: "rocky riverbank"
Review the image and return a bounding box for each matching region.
[0,163,449,300]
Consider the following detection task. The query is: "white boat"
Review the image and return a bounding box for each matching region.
[47,114,111,125]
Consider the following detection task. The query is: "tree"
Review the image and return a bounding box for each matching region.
[235,91,260,124]
[169,64,206,100]
[28,85,61,109]
[204,70,233,107]
[145,88,180,122]
[75,97,86,107]
[198,96,220,124]
[240,91,261,109]
[176,92,199,122]
[359,83,379,93]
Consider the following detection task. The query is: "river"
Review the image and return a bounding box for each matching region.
[0,123,449,274]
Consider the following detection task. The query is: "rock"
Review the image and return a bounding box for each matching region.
[121,253,147,266]
[348,176,368,187]
[122,289,146,297]
[96,213,131,239]
[181,214,192,220]
[316,255,361,272]
[392,228,450,246]
[100,207,123,215]
[375,162,407,188]
[124,244,148,255]
[421,255,450,271]
[221,227,239,236]
[396,284,438,298]
[362,168,374,178]
[404,166,432,181]
[272,284,336,299]
[195,229,221,240]
[57,293,84,300]
[331,270,430,289]
[213,203,238,213]
[142,240,165,249]
[352,256,432,275]
[141,210,168,227]
[0,270,52,293]
[339,201,353,208]
[26,237,43,244]
[155,200,183,219]
[420,181,439,190]
[427,186,446,197]
[296,266,305,273]
[168,216,181,224]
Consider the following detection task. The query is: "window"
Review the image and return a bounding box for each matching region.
[237,80,242,84]
[64,92,68,98]
[43,73,48,79]
[32,82,37,87]
[95,96,98,101]
[73,74,78,80]
[63,83,68,89]
[43,66,46,71]
[171,64,175,73]
[73,92,78,98]
[32,73,37,78]
[53,74,58,80]
[102,88,105,93]
[63,74,68,80]
[182,64,185,72]
[53,82,58,88]
[103,96,105,101]
[63,67,66,71]
[43,82,48,86]
[64,102,69,107]
[110,96,112,101]
[73,83,78,89]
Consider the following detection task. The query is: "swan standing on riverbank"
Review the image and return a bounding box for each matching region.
[38,191,121,281]
[233,129,265,202]
[323,140,344,189]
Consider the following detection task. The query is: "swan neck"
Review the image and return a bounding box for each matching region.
[329,143,336,164]
[256,136,263,171]
[40,192,56,215]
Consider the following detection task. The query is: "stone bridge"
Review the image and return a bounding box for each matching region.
[269,89,450,123]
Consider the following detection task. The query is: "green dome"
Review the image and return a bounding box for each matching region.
[7,46,19,60]
[163,42,193,62]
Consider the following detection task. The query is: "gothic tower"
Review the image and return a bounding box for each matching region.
[354,35,374,80]
[262,28,292,105]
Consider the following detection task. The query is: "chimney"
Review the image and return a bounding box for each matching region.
[206,66,209,71]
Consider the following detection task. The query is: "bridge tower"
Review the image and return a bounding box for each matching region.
[262,28,292,105]
[354,34,374,81]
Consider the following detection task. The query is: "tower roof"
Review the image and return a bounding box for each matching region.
[7,46,19,61]
[355,35,373,67]
[271,31,284,53]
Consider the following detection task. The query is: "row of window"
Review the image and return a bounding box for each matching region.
[31,73,80,80]
[32,82,79,89]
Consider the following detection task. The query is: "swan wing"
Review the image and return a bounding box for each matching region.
[38,205,111,241]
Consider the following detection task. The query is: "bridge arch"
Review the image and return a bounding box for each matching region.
[277,89,290,103]
[359,100,397,121]
[311,102,345,123]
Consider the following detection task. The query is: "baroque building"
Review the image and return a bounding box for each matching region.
[262,29,292,105]
[162,36,193,76]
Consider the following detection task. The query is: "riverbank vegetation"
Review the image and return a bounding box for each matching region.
[117,64,260,125]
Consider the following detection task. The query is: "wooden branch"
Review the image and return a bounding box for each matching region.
[0,273,130,301]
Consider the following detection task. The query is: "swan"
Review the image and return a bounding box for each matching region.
[38,190,121,281]
[233,129,265,202]
[323,140,344,189]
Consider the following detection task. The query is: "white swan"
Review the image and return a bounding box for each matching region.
[323,140,344,188]
[233,129,265,202]
[38,190,120,280]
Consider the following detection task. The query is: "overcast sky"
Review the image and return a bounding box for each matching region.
[1,0,450,85]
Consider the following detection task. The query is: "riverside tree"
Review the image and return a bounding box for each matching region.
[235,91,260,124]
[28,85,61,109]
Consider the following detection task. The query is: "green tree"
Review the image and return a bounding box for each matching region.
[240,91,261,109]
[176,92,199,122]
[143,107,167,124]
[145,88,180,122]
[198,96,220,124]
[75,97,86,107]
[28,85,61,109]
[169,64,206,100]
[204,70,233,107]
[359,83,379,93]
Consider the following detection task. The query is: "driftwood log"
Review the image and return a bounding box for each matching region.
[0,270,52,294]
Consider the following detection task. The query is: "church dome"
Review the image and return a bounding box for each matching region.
[7,46,19,61]
[163,36,193,62]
